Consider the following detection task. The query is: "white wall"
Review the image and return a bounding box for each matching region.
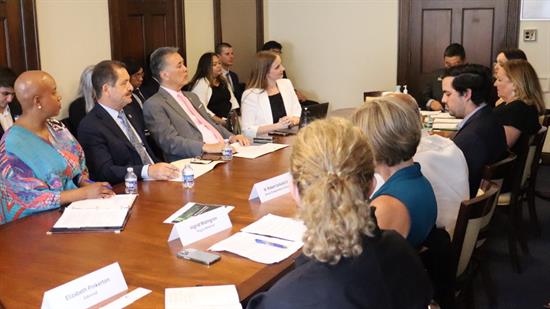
[519,20,550,151]
[264,0,399,110]
[36,0,112,118]
[184,0,215,79]
[35,0,400,117]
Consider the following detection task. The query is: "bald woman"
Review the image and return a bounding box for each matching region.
[0,71,113,224]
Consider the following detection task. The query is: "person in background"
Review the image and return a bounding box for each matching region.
[78,60,180,184]
[189,52,239,126]
[492,48,528,107]
[352,97,437,247]
[143,47,249,161]
[420,43,466,111]
[0,71,114,224]
[442,64,507,198]
[494,48,528,77]
[0,66,21,139]
[247,117,433,309]
[123,58,147,126]
[241,51,302,137]
[493,59,543,150]
[68,65,95,135]
[216,42,244,103]
[261,40,317,107]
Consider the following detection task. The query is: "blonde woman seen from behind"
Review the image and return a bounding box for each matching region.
[247,118,433,309]
[352,97,437,247]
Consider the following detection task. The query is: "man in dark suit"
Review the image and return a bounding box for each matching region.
[78,60,179,184]
[0,67,22,138]
[420,43,466,111]
[143,47,249,162]
[442,64,507,197]
[215,42,243,103]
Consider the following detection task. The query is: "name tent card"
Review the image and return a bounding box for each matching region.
[168,206,232,246]
[41,262,128,309]
[249,172,291,203]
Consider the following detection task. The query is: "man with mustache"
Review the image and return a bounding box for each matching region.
[78,60,179,184]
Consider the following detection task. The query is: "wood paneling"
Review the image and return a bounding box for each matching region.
[0,0,39,73]
[462,9,495,66]
[421,10,452,74]
[109,0,185,65]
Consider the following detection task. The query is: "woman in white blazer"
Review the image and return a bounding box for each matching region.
[241,51,302,137]
[189,52,239,126]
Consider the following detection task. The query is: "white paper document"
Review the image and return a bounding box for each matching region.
[433,118,462,124]
[209,232,303,264]
[68,194,137,209]
[165,285,242,309]
[52,195,137,230]
[420,110,442,116]
[433,122,460,131]
[167,159,224,181]
[430,112,456,119]
[241,214,305,242]
[232,143,288,159]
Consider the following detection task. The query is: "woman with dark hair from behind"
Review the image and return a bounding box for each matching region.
[247,118,433,309]
[492,48,528,107]
[493,59,544,149]
[189,52,239,126]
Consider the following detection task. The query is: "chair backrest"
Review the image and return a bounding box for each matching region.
[524,126,548,189]
[452,180,500,277]
[482,151,517,188]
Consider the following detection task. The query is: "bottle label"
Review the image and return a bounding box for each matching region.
[222,147,232,159]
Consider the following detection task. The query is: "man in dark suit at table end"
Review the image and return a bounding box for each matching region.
[0,67,22,138]
[442,63,507,198]
[143,47,249,162]
[78,60,179,184]
[421,43,466,111]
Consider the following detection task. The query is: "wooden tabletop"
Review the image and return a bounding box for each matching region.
[0,137,298,308]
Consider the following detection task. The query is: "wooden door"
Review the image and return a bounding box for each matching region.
[0,0,40,73]
[397,0,520,101]
[109,0,186,64]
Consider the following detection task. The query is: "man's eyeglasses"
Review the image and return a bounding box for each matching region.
[0,91,15,97]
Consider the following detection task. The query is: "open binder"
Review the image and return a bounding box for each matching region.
[49,194,137,233]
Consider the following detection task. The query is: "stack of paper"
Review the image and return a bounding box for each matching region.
[52,194,137,231]
[430,112,456,119]
[420,110,442,117]
[232,143,288,159]
[241,213,306,241]
[165,285,242,309]
[433,118,462,131]
[167,159,224,182]
[209,214,305,264]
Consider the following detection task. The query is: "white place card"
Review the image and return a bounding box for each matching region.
[41,262,128,309]
[249,172,291,203]
[168,206,232,246]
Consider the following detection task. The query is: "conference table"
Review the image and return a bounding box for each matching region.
[0,137,298,308]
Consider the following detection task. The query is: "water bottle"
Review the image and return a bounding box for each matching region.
[299,107,311,128]
[182,164,194,188]
[426,115,434,130]
[124,167,138,194]
[403,85,408,94]
[222,139,233,161]
[395,85,402,93]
